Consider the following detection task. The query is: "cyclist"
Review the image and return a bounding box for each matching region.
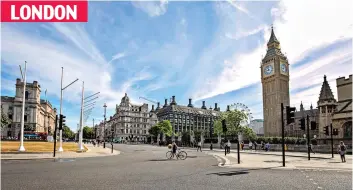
[172,141,178,158]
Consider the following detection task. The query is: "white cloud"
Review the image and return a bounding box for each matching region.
[270,0,353,64]
[108,52,126,64]
[193,45,265,101]
[192,0,352,104]
[0,24,149,121]
[131,0,168,17]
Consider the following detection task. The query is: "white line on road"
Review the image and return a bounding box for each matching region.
[317,187,323,189]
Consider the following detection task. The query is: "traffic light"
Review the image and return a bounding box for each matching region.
[222,119,227,133]
[310,121,317,130]
[324,126,329,136]
[286,106,296,124]
[59,114,66,130]
[300,118,305,130]
[333,128,339,136]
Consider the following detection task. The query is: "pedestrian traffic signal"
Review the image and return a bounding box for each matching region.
[59,114,66,130]
[222,119,227,133]
[324,126,329,136]
[333,128,339,136]
[310,121,317,130]
[286,106,296,124]
[300,118,305,130]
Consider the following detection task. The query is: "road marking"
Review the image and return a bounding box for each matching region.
[317,187,322,189]
[309,179,313,181]
[313,182,318,185]
[306,176,309,178]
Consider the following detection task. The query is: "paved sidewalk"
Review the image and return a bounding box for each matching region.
[206,150,352,171]
[1,144,120,160]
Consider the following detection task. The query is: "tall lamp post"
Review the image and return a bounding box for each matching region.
[78,81,85,151]
[18,61,27,152]
[59,67,79,152]
[103,103,107,148]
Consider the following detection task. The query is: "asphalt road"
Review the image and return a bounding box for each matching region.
[2,144,352,190]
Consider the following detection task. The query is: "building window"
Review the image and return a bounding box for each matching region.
[7,131,11,137]
[24,115,28,122]
[343,121,352,138]
[8,114,13,120]
[8,124,11,128]
[25,91,29,99]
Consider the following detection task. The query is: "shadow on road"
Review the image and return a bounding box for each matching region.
[207,171,249,176]
[207,166,282,176]
[187,156,197,158]
[147,159,172,162]
[328,161,343,163]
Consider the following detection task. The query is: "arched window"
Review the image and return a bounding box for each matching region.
[343,121,352,138]
[25,91,29,99]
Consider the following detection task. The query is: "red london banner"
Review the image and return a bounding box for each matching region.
[1,0,88,22]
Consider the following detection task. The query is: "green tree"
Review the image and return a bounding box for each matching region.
[214,119,223,136]
[148,124,161,137]
[1,107,12,129]
[83,126,94,139]
[62,125,75,139]
[242,126,257,141]
[218,109,248,138]
[158,120,173,137]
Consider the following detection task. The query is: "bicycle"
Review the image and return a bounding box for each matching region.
[166,149,187,160]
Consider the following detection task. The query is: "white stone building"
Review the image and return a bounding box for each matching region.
[105,93,158,142]
[1,79,57,138]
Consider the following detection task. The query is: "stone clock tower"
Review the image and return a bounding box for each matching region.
[261,27,290,136]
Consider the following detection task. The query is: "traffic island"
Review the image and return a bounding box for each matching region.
[1,141,87,153]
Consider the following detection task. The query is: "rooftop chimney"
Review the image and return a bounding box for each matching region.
[226,105,230,111]
[156,102,160,110]
[188,98,194,108]
[151,105,155,112]
[171,96,177,105]
[214,103,218,111]
[201,101,207,109]
[16,78,21,84]
[163,99,168,107]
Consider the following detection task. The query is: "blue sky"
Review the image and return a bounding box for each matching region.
[1,1,352,131]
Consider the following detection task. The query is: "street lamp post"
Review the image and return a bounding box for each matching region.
[103,103,107,148]
[78,81,85,151]
[59,67,79,152]
[18,61,27,152]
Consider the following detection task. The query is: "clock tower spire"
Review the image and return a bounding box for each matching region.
[261,27,290,137]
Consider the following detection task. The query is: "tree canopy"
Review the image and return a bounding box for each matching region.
[1,107,11,129]
[214,109,250,138]
[83,126,94,139]
[62,125,75,139]
[148,120,173,137]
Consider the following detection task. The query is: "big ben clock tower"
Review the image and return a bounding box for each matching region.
[261,27,290,136]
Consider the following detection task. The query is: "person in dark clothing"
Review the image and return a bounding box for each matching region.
[338,141,346,163]
[309,144,315,154]
[172,141,178,158]
[254,141,257,151]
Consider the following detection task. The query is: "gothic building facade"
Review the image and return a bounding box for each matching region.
[285,75,352,145]
[261,27,290,136]
[1,79,57,138]
[155,96,222,135]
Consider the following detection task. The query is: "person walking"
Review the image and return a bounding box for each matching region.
[338,141,347,163]
[309,143,315,154]
[227,140,231,154]
[249,141,253,150]
[224,140,228,156]
[197,141,202,152]
[254,141,257,151]
[241,141,244,150]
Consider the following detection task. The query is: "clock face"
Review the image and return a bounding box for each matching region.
[264,65,273,75]
[280,63,287,73]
